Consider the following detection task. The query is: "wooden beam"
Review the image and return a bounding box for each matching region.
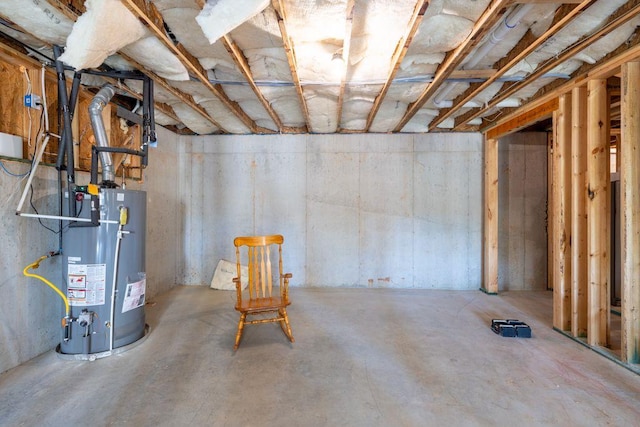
[571,85,588,338]
[586,78,610,347]
[486,98,557,139]
[101,77,180,124]
[118,52,224,131]
[121,0,261,133]
[515,0,583,3]
[620,61,640,363]
[364,0,430,131]
[44,1,214,132]
[552,94,572,331]
[221,35,284,132]
[467,0,640,131]
[483,137,499,294]
[547,132,554,292]
[442,0,598,131]
[272,0,310,132]
[392,0,512,132]
[482,28,640,136]
[336,0,356,132]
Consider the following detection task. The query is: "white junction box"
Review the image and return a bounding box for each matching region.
[0,133,24,159]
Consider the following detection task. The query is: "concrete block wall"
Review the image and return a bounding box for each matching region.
[0,125,181,374]
[179,132,484,289]
[498,132,549,291]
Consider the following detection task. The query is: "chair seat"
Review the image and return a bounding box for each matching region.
[236,296,290,313]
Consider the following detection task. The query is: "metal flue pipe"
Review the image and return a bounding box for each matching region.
[89,84,116,183]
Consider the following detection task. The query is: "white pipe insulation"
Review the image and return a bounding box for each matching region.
[463,3,536,70]
[433,4,535,107]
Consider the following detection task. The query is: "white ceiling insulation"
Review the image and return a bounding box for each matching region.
[0,0,638,135]
[196,0,270,44]
[58,0,146,70]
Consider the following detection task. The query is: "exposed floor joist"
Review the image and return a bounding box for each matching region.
[482,28,640,135]
[272,0,311,132]
[364,0,430,132]
[392,0,512,132]
[120,0,270,134]
[45,0,223,133]
[460,0,640,130]
[430,0,598,131]
[336,0,356,132]
[221,34,286,133]
[104,77,181,124]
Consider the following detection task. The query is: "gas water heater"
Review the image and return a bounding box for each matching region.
[17,61,156,359]
[56,80,154,358]
[60,188,147,356]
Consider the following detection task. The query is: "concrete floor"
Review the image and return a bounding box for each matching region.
[1,287,639,426]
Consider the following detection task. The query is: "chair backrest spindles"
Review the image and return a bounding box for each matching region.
[235,235,284,301]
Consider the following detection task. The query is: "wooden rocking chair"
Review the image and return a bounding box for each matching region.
[232,235,294,350]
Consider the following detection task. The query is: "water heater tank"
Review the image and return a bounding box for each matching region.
[61,188,147,356]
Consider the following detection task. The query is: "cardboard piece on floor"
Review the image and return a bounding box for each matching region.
[210,259,248,290]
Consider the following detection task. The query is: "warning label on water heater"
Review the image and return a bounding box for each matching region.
[67,263,107,306]
[122,278,146,313]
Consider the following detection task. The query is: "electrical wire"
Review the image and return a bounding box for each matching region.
[22,67,33,148]
[29,183,58,234]
[0,161,30,177]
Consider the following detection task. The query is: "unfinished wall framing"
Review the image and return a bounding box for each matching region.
[483,57,640,370]
[0,43,142,179]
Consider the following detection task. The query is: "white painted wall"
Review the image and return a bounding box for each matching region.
[0,125,181,374]
[179,132,484,289]
[498,132,549,291]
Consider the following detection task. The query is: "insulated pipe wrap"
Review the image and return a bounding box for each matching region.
[89,84,116,183]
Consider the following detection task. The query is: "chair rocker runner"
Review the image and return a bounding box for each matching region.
[233,235,294,350]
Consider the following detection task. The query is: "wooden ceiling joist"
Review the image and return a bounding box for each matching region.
[364,0,430,132]
[221,35,285,132]
[45,0,223,132]
[336,0,356,132]
[485,98,558,139]
[121,0,265,133]
[482,28,640,135]
[104,77,181,124]
[272,0,311,132]
[430,0,598,131]
[121,56,225,131]
[457,0,640,131]
[392,0,512,132]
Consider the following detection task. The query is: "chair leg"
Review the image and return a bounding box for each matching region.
[234,313,247,350]
[279,308,294,343]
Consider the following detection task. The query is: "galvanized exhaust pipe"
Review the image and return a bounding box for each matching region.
[89,84,116,183]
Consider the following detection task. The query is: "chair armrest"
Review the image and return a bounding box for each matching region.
[233,277,242,306]
[281,273,292,302]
